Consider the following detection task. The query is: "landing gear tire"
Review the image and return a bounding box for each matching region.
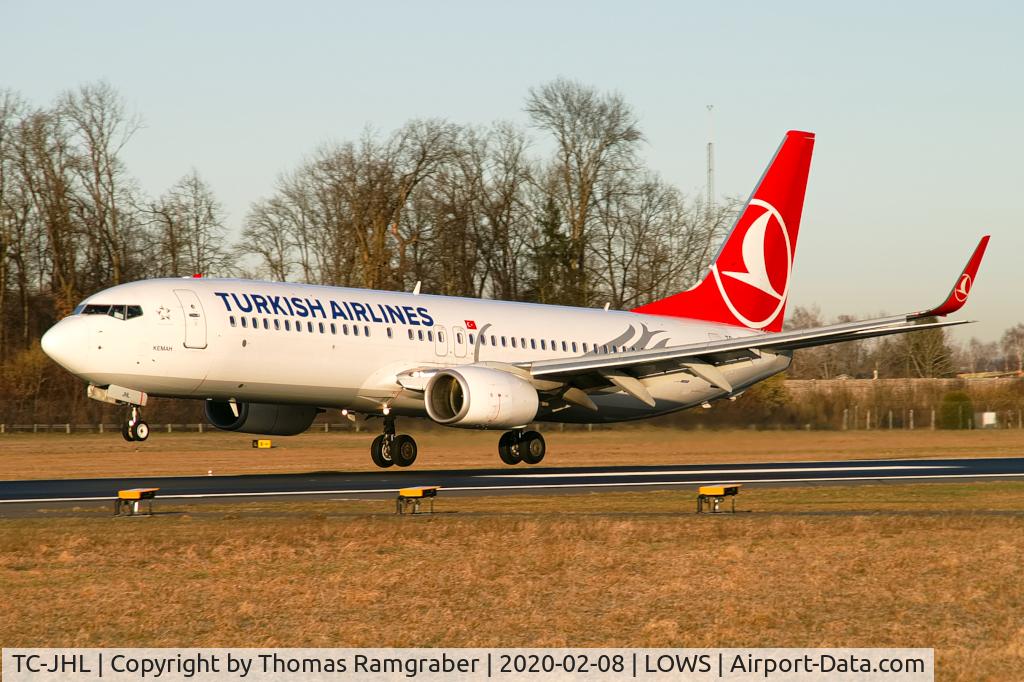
[122,406,148,442]
[519,430,546,465]
[370,434,394,468]
[392,435,418,467]
[498,431,522,465]
[130,421,150,442]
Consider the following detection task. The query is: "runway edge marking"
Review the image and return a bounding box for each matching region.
[4,472,1024,504]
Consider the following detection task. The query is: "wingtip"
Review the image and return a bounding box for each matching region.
[912,235,990,319]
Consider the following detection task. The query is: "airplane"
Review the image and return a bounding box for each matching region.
[40,130,989,468]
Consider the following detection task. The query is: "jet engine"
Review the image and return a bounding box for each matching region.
[205,400,318,436]
[425,366,539,428]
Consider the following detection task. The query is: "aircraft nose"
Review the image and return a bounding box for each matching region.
[41,319,86,372]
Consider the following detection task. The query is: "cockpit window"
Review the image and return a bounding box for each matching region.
[79,303,143,320]
[72,304,86,315]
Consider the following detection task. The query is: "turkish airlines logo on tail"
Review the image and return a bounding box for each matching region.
[711,199,793,329]
[954,273,972,303]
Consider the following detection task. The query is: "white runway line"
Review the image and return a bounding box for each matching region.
[479,465,963,479]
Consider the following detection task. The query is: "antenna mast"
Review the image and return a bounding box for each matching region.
[706,104,715,219]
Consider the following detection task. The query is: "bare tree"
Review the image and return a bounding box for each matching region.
[59,82,144,288]
[1002,324,1024,373]
[241,194,300,281]
[526,79,642,305]
[148,170,233,277]
[0,90,28,356]
[12,107,80,317]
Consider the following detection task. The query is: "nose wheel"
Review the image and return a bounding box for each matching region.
[498,430,545,465]
[370,414,417,468]
[122,406,149,442]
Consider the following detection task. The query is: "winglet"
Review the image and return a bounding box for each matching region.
[912,236,990,319]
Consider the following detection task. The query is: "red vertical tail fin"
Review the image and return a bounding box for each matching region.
[632,130,815,332]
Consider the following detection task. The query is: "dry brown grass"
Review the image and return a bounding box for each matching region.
[1,428,1023,480]
[1,482,1023,680]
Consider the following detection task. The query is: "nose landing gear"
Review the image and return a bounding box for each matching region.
[121,405,150,442]
[498,429,545,465]
[370,414,417,468]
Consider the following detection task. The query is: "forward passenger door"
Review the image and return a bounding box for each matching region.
[173,289,207,349]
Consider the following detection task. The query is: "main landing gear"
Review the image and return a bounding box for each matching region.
[121,405,150,442]
[370,414,417,468]
[498,430,546,465]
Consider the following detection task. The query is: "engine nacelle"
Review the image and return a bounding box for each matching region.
[425,366,539,428]
[205,400,318,436]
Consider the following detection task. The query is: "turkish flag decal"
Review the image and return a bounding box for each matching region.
[464,320,477,330]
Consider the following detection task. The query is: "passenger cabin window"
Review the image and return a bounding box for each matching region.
[427,330,434,342]
[318,322,325,334]
[456,332,463,344]
[511,337,517,348]
[364,326,370,336]
[583,342,589,352]
[241,318,248,328]
[274,319,281,330]
[468,334,475,344]
[387,327,393,338]
[330,323,336,334]
[561,341,567,351]
[530,339,536,350]
[541,339,547,350]
[263,319,269,330]
[572,342,578,353]
[407,329,414,340]
[229,316,236,327]
[354,326,360,337]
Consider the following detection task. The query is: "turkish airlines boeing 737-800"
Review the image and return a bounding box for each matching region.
[40,131,989,468]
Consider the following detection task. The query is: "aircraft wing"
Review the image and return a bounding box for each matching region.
[527,236,989,390]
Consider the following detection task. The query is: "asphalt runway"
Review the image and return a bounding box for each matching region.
[2,456,1024,507]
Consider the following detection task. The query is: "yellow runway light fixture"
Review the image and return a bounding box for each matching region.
[114,487,159,516]
[697,484,742,514]
[396,486,440,515]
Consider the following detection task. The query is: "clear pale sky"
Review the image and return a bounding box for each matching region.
[3,1,1020,342]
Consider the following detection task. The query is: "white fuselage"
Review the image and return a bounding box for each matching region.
[41,278,791,425]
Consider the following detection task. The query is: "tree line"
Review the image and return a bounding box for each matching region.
[0,79,1020,423]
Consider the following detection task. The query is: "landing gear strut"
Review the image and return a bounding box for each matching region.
[498,430,545,465]
[370,414,417,468]
[121,405,149,442]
